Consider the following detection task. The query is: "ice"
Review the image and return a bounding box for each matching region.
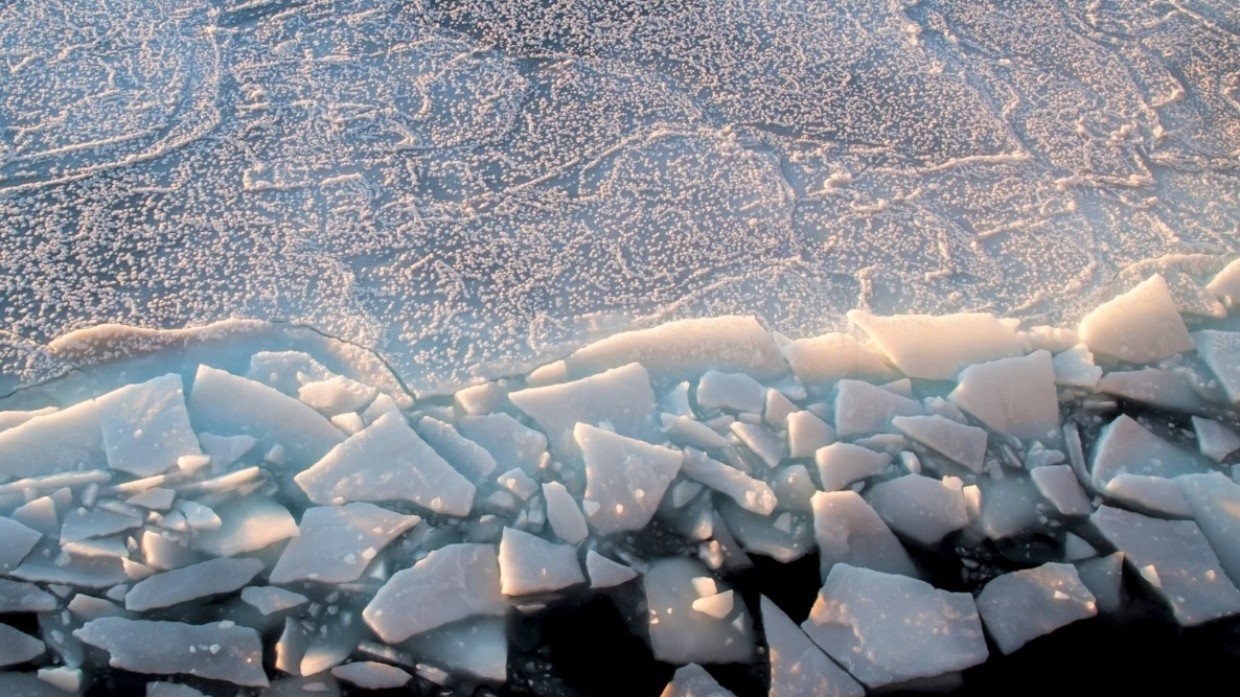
[833,379,921,437]
[36,666,82,693]
[729,422,783,469]
[1179,473,1240,588]
[1090,506,1240,626]
[196,434,257,468]
[892,415,988,473]
[977,476,1043,540]
[455,382,507,417]
[662,413,731,450]
[681,449,777,516]
[847,311,1024,380]
[643,558,754,664]
[811,491,919,579]
[402,617,508,684]
[1193,331,1240,403]
[0,579,57,613]
[764,388,798,428]
[1052,344,1102,390]
[296,412,475,516]
[75,618,268,687]
[0,624,44,667]
[187,366,345,467]
[1078,275,1195,364]
[585,550,638,588]
[124,557,263,612]
[692,591,734,618]
[801,565,987,689]
[542,482,588,545]
[1103,474,1192,518]
[415,416,499,481]
[814,442,891,492]
[1208,259,1240,308]
[575,423,682,535]
[456,413,548,476]
[190,495,298,557]
[298,375,377,415]
[248,351,333,395]
[659,663,737,697]
[12,555,128,589]
[717,499,813,563]
[1089,415,1211,489]
[271,503,419,584]
[866,475,969,546]
[96,374,202,478]
[779,333,896,384]
[498,527,585,595]
[241,586,309,616]
[0,400,102,477]
[497,468,539,500]
[175,500,221,532]
[696,370,766,415]
[761,596,863,697]
[363,543,506,642]
[0,406,57,431]
[146,683,209,697]
[786,411,834,459]
[1192,417,1240,462]
[60,508,143,543]
[976,563,1097,655]
[331,661,412,689]
[0,518,42,573]
[949,351,1059,442]
[563,316,786,382]
[510,362,657,454]
[1030,465,1093,517]
[1076,552,1125,616]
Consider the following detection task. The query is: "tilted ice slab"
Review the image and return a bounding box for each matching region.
[270,503,420,584]
[75,618,269,687]
[761,596,863,697]
[976,563,1097,655]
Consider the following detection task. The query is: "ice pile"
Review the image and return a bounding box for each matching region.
[0,267,1238,695]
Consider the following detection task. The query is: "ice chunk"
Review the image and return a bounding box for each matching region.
[696,371,765,414]
[0,624,44,667]
[1098,367,1221,416]
[1089,415,1210,489]
[457,413,548,475]
[61,507,142,543]
[240,586,308,616]
[402,617,508,684]
[37,666,82,693]
[0,406,57,432]
[562,316,786,382]
[1030,465,1093,517]
[125,557,263,611]
[415,416,498,480]
[497,468,539,500]
[175,500,221,532]
[95,374,201,478]
[892,415,988,473]
[271,503,419,584]
[717,499,812,563]
[1076,552,1125,615]
[1078,275,1194,364]
[976,563,1097,654]
[1052,344,1102,389]
[363,543,505,642]
[247,351,332,394]
[659,663,736,697]
[296,412,475,516]
[815,443,891,491]
[190,495,298,557]
[76,618,268,686]
[0,579,57,613]
[1090,506,1240,626]
[761,596,863,697]
[833,379,921,438]
[11,555,128,589]
[586,551,638,588]
[510,362,657,454]
[661,413,730,450]
[454,381,507,416]
[848,311,1024,380]
[195,433,257,468]
[543,482,588,545]
[498,527,584,595]
[1193,331,1240,403]
[786,411,834,459]
[331,662,412,689]
[128,487,176,510]
[1192,417,1240,462]
[1179,473,1240,588]
[146,682,209,697]
[780,332,896,383]
[949,351,1059,442]
[764,388,798,428]
[0,399,102,477]
[811,491,918,579]
[298,375,376,414]
[802,564,987,688]
[576,423,682,534]
[681,449,777,515]
[1104,474,1191,518]
[978,475,1042,540]
[643,557,754,664]
[729,422,783,468]
[866,475,968,546]
[1207,258,1240,308]
[0,518,42,573]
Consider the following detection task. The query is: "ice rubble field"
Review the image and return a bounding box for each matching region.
[0,266,1235,696]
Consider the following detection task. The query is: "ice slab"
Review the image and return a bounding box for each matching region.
[1090,506,1240,626]
[563,316,787,382]
[976,563,1097,654]
[190,495,298,557]
[815,442,891,491]
[247,351,332,395]
[811,491,919,579]
[696,371,766,415]
[197,433,256,468]
[1179,473,1240,588]
[146,682,209,697]
[543,482,588,545]
[1052,344,1102,390]
[585,551,638,588]
[659,663,737,697]
[780,332,896,383]
[949,351,1059,442]
[402,616,508,684]
[643,557,753,664]
[298,375,376,414]
[761,596,863,697]
[1089,415,1211,489]
[0,579,57,613]
[240,586,308,616]
[661,413,730,450]
[681,449,777,516]
[416,416,498,481]
[296,412,475,516]
[1192,417,1240,462]
[37,666,82,693]
[0,518,42,573]
[786,410,834,459]
[717,499,813,563]
[729,422,783,468]
[1103,474,1191,518]
[0,399,102,477]
[866,475,969,546]
[331,661,412,689]
[1078,275,1195,364]
[457,413,548,475]
[60,507,143,543]
[510,362,657,454]
[833,379,921,437]
[74,618,268,687]
[1208,258,1240,308]
[363,543,506,642]
[1193,331,1240,403]
[96,374,202,478]
[892,415,988,473]
[802,564,987,689]
[498,527,585,595]
[1098,367,1222,416]
[1030,465,1093,517]
[1076,552,1125,615]
[575,423,682,535]
[271,503,419,584]
[848,311,1023,380]
[125,557,263,612]
[0,624,44,667]
[187,365,344,467]
[977,475,1042,540]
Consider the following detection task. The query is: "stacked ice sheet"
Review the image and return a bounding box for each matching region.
[0,266,1238,695]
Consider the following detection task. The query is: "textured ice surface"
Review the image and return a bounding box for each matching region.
[761,596,863,697]
[976,563,1097,655]
[74,618,268,687]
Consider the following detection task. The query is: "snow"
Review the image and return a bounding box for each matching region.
[575,423,682,534]
[761,596,864,697]
[498,527,585,595]
[643,557,754,664]
[509,362,658,454]
[97,374,202,477]
[847,311,1024,380]
[1078,275,1195,364]
[976,563,1096,654]
[949,351,1059,442]
[270,503,419,584]
[124,557,263,611]
[811,490,919,580]
[74,618,269,687]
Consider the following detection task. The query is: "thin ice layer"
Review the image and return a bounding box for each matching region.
[74,618,269,687]
[363,543,506,642]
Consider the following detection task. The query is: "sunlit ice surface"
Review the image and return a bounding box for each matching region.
[1,0,1239,696]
